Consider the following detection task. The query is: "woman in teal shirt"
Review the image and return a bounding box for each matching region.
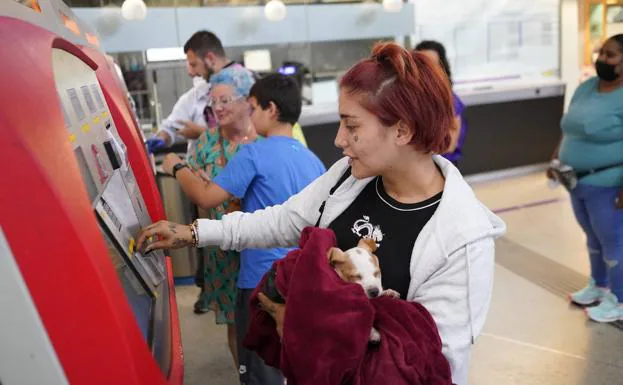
[554,34,623,323]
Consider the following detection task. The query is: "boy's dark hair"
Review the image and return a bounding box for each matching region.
[183,30,226,58]
[249,73,302,125]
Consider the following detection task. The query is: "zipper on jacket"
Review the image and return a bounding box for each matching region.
[466,245,475,345]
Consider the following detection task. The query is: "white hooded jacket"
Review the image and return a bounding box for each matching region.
[197,155,507,385]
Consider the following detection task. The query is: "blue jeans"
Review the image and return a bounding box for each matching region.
[570,184,623,302]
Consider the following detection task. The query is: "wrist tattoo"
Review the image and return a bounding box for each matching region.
[172,238,186,247]
[168,223,177,234]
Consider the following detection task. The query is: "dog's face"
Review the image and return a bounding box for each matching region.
[328,238,383,298]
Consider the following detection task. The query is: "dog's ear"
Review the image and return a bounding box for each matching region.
[358,238,377,253]
[327,247,346,267]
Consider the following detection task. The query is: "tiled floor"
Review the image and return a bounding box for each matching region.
[176,171,623,385]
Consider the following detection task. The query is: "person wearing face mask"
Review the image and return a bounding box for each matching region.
[135,43,506,385]
[547,34,623,323]
[145,30,235,157]
[414,41,467,167]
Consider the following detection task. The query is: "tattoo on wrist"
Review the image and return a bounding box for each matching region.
[172,238,187,247]
[168,223,177,234]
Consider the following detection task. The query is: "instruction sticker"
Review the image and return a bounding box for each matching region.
[80,85,97,114]
[66,88,86,121]
[91,84,105,110]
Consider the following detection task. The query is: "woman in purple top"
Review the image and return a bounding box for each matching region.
[415,41,467,167]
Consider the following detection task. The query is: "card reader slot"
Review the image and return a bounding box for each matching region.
[103,140,121,170]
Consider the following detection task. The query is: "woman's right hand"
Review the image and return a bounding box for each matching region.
[136,220,193,253]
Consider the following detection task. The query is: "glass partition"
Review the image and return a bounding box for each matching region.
[71,0,562,126]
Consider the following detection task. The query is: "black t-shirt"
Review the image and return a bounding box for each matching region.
[328,176,442,299]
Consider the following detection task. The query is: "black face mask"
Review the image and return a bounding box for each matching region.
[595,60,620,81]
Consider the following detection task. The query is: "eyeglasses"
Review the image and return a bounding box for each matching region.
[207,95,244,108]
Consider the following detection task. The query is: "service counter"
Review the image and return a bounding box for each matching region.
[299,79,566,175]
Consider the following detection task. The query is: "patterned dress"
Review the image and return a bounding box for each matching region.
[188,124,246,325]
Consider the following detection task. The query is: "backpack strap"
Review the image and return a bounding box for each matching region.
[315,167,352,227]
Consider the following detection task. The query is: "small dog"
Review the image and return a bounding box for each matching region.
[328,238,400,344]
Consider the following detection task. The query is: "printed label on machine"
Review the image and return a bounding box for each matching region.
[90,83,105,110]
[80,85,97,114]
[66,88,86,121]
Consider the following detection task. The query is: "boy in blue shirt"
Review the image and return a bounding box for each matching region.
[158,74,325,384]
[215,74,325,385]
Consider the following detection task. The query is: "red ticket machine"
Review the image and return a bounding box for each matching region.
[0,12,183,385]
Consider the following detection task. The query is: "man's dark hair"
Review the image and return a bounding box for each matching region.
[183,30,225,58]
[249,74,302,125]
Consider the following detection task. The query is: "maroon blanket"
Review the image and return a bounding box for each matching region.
[244,227,453,385]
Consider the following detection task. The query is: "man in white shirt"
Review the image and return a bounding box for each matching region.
[145,30,241,158]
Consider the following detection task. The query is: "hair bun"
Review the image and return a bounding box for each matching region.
[370,42,415,82]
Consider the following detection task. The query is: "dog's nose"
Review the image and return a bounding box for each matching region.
[367,287,380,298]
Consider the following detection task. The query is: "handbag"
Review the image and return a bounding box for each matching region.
[548,159,623,192]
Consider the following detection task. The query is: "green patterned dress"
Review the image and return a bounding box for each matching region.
[187,125,246,325]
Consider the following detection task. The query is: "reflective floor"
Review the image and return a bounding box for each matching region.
[176,171,623,385]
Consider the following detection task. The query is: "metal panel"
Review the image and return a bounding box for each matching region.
[147,64,188,118]
[0,228,70,385]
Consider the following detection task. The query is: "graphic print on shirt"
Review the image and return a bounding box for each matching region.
[351,215,384,248]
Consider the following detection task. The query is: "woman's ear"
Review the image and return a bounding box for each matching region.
[394,121,414,145]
